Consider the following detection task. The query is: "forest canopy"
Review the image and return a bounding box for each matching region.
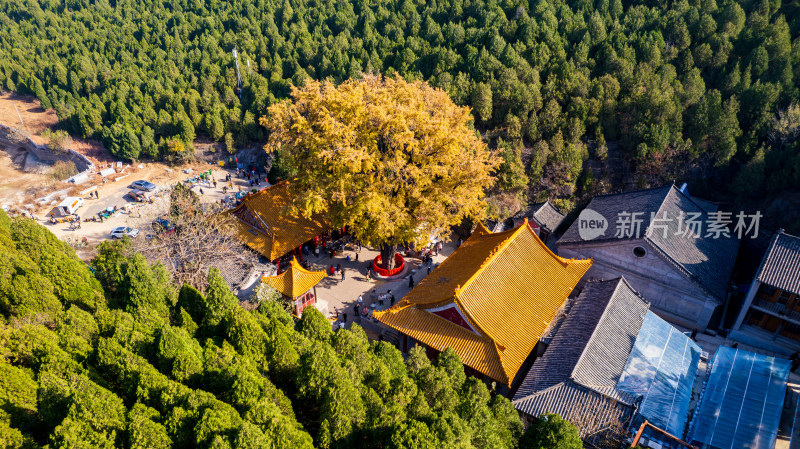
[1,0,799,223]
[0,209,578,448]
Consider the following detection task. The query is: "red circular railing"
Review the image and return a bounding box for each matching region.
[372,254,406,277]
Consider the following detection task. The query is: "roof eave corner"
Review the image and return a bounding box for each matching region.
[474,221,491,236]
[493,343,512,386]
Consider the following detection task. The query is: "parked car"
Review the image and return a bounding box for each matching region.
[130,180,156,192]
[110,226,140,239]
[152,217,176,235]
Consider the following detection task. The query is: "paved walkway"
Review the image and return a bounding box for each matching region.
[303,238,458,327]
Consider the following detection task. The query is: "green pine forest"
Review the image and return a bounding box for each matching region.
[0,210,587,448]
[1,0,800,219]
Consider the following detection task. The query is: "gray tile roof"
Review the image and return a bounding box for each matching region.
[756,231,800,295]
[215,252,271,289]
[486,217,515,233]
[558,185,740,301]
[526,201,566,233]
[485,201,565,235]
[513,380,635,440]
[689,196,718,213]
[559,186,673,244]
[513,278,649,405]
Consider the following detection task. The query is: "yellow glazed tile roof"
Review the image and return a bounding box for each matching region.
[376,306,506,381]
[227,182,329,260]
[262,258,326,299]
[375,221,592,385]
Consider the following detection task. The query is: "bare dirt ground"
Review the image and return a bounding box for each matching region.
[0,90,271,261]
[0,91,58,142]
[0,91,113,164]
[0,91,231,215]
[0,91,62,208]
[0,91,115,210]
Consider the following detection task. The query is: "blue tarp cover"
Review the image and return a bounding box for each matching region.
[688,346,789,449]
[617,311,701,437]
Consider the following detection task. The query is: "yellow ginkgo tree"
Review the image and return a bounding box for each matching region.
[261,75,497,270]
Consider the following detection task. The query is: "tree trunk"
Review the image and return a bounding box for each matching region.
[379,245,397,270]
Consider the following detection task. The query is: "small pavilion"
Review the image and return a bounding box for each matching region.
[261,258,327,315]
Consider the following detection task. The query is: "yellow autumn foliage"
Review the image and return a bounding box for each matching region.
[261,75,497,248]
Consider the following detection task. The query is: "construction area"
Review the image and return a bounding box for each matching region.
[0,91,258,258]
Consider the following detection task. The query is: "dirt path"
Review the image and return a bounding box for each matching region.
[0,91,59,142]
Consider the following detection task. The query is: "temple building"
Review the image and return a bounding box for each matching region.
[261,258,326,315]
[557,184,740,330]
[513,277,701,447]
[374,220,592,386]
[731,230,800,352]
[227,182,329,262]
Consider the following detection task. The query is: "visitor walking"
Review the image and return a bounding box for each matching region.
[408,275,414,288]
[341,269,345,281]
[199,188,204,195]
